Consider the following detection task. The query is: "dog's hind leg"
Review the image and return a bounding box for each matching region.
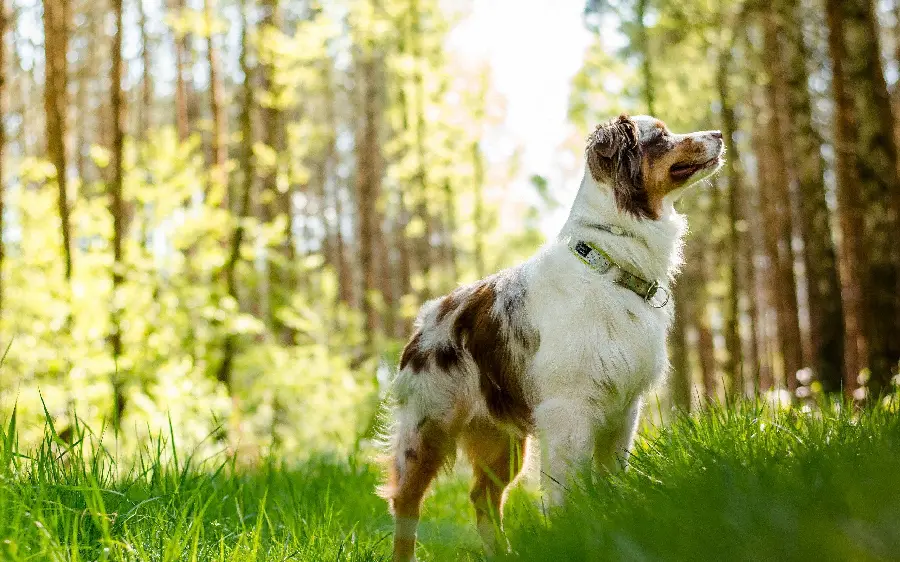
[381,414,456,562]
[462,422,526,555]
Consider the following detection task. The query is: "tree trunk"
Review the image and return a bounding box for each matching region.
[825,0,867,397]
[410,0,432,302]
[354,48,383,349]
[204,0,227,209]
[717,47,743,396]
[218,0,254,391]
[171,0,191,141]
[670,284,692,411]
[43,0,72,283]
[635,0,655,115]
[259,0,293,343]
[472,140,486,279]
[443,178,458,285]
[762,13,804,393]
[750,99,778,393]
[321,75,354,308]
[684,223,718,401]
[841,0,900,393]
[778,0,845,393]
[395,182,413,334]
[109,0,127,429]
[138,0,152,133]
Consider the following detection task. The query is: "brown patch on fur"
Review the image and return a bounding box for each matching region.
[462,422,526,533]
[640,130,710,216]
[380,419,455,561]
[399,331,428,372]
[452,281,533,429]
[433,343,460,371]
[435,293,458,324]
[586,115,655,220]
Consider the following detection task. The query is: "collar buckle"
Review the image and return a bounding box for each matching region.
[645,281,670,308]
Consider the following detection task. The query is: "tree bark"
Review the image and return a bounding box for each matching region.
[138,0,152,133]
[749,97,778,393]
[259,0,293,343]
[762,13,804,393]
[204,0,227,209]
[778,0,845,393]
[109,0,127,428]
[635,0,655,115]
[354,47,384,348]
[825,0,868,397]
[717,46,744,396]
[410,0,432,301]
[841,0,900,393]
[171,0,191,141]
[43,0,72,282]
[218,0,254,390]
[670,284,692,410]
[472,140,486,279]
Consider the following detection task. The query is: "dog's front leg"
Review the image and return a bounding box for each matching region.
[593,398,642,474]
[535,398,595,510]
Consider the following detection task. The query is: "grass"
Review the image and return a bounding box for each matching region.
[2,403,900,561]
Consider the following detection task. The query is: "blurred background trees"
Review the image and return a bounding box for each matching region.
[576,0,900,408]
[0,0,899,457]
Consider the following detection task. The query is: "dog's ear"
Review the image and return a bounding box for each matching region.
[586,114,652,218]
[588,114,637,159]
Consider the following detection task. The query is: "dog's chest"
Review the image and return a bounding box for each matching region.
[523,250,670,402]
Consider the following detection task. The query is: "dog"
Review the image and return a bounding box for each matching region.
[379,115,724,561]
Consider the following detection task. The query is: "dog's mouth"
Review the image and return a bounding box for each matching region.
[669,156,720,181]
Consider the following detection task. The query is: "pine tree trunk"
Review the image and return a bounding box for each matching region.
[472,140,486,278]
[635,0,654,115]
[717,46,744,396]
[395,185,413,334]
[750,103,778,392]
[259,0,292,343]
[204,0,227,209]
[684,228,718,401]
[355,48,383,348]
[443,178,458,285]
[43,0,72,283]
[762,13,804,392]
[411,0,432,301]
[171,0,190,141]
[670,284,692,410]
[778,0,845,393]
[841,0,900,393]
[138,0,152,133]
[825,0,867,397]
[218,0,254,391]
[109,0,127,429]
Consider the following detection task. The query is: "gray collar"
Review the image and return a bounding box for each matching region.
[568,235,670,308]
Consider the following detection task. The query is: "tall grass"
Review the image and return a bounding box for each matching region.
[1,402,899,561]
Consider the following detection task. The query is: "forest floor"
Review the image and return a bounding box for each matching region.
[1,402,899,562]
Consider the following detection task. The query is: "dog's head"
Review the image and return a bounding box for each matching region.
[585,114,724,220]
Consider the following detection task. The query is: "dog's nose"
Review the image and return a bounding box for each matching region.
[710,131,723,139]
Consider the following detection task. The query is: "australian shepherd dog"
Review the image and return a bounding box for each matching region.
[379,115,724,561]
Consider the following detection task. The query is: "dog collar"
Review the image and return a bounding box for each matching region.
[568,238,670,308]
